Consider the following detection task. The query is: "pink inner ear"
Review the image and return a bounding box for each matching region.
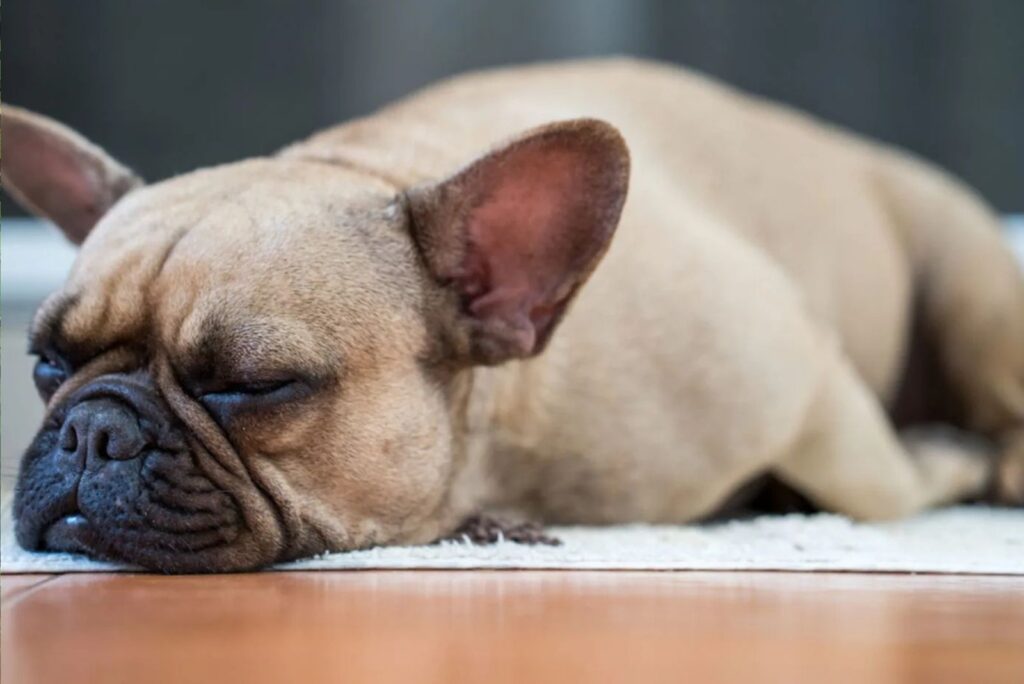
[460,147,604,356]
[2,119,108,241]
[408,118,628,362]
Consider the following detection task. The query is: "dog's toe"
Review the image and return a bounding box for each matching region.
[442,514,561,546]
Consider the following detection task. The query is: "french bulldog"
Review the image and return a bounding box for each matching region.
[3,58,1022,572]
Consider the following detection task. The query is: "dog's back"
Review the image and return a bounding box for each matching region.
[290,57,1019,403]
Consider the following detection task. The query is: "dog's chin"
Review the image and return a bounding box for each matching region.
[25,507,283,573]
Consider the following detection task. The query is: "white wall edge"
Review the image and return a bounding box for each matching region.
[2,219,79,305]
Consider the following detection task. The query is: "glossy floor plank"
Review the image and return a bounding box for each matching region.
[3,571,1023,683]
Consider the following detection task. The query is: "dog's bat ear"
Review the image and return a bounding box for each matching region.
[1,104,143,244]
[407,118,630,364]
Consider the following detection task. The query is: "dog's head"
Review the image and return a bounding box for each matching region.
[1,106,629,571]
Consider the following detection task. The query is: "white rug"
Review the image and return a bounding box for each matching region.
[2,504,1021,574]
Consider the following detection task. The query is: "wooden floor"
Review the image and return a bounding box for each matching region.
[3,570,1023,683]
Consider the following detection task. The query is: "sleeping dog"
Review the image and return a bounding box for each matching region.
[3,58,1022,572]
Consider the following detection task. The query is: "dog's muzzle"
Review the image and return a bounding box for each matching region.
[13,374,246,571]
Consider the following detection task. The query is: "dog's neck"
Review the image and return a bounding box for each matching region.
[439,359,560,525]
[277,114,460,191]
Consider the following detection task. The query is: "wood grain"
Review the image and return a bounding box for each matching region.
[3,571,1023,683]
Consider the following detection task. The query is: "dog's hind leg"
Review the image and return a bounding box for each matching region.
[774,350,993,520]
[876,153,1024,438]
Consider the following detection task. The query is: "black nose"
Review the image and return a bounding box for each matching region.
[59,398,147,462]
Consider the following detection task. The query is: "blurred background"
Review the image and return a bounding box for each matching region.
[3,0,1023,487]
[4,0,1024,211]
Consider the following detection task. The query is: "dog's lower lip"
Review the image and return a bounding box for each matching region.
[42,513,93,554]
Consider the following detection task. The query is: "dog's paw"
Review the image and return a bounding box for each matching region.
[441,514,561,546]
[995,430,1024,506]
[901,424,995,502]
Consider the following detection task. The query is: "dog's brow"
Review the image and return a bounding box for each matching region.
[28,294,78,355]
[184,317,333,383]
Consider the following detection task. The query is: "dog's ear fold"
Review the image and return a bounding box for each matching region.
[1,105,142,244]
[407,118,630,364]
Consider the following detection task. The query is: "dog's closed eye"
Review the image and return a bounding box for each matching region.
[197,377,314,422]
[32,354,69,400]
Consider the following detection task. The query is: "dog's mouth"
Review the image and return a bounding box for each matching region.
[16,437,251,570]
[13,374,285,572]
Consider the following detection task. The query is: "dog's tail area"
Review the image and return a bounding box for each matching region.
[874,150,1024,433]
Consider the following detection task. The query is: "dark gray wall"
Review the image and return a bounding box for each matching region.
[3,0,1022,212]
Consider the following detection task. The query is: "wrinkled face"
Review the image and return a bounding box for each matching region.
[3,106,629,572]
[14,162,458,571]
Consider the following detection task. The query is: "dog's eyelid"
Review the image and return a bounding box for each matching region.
[27,337,47,359]
[28,326,59,358]
[199,375,295,395]
[27,338,67,368]
[185,364,329,399]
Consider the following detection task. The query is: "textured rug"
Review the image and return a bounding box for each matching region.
[2,503,1021,574]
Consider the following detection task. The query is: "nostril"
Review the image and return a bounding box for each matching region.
[93,422,145,461]
[95,429,112,460]
[60,422,80,453]
[61,399,149,462]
